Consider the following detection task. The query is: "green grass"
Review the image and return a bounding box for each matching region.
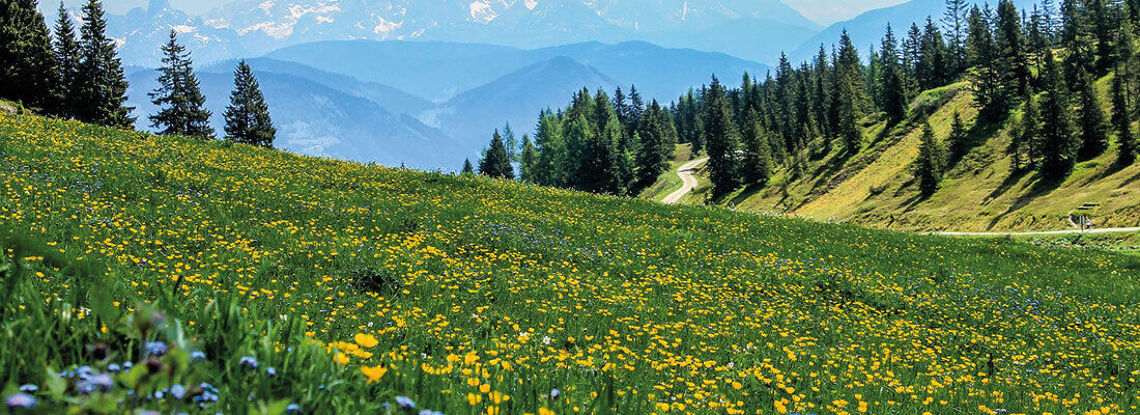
[2,111,1140,414]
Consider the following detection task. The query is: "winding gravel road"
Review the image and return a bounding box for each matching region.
[662,158,709,205]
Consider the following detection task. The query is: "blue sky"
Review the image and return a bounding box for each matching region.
[45,0,909,25]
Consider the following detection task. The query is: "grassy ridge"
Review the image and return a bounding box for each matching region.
[668,81,1140,233]
[2,111,1140,413]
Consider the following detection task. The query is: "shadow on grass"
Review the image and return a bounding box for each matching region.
[986,173,1063,230]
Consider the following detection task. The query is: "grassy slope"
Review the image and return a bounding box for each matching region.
[2,111,1140,413]
[670,80,1140,232]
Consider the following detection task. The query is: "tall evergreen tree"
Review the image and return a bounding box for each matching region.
[502,122,518,161]
[943,0,970,74]
[915,123,945,197]
[1112,68,1136,166]
[880,24,909,122]
[1038,49,1079,181]
[703,76,741,195]
[75,0,133,128]
[479,130,514,179]
[1087,0,1116,74]
[223,61,276,147]
[1075,67,1109,160]
[629,85,645,131]
[917,17,950,90]
[461,158,475,174]
[1011,91,1040,171]
[635,101,673,186]
[0,0,58,112]
[740,108,772,185]
[519,134,538,183]
[532,110,567,187]
[149,30,213,139]
[52,1,80,117]
[969,5,1008,121]
[995,0,1030,98]
[835,31,867,155]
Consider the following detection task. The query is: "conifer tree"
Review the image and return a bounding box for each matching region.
[52,1,80,117]
[1038,49,1079,181]
[968,5,1008,121]
[918,17,950,90]
[629,85,645,132]
[943,0,970,74]
[915,123,945,197]
[575,113,623,194]
[613,86,631,135]
[1111,65,1135,166]
[946,111,971,164]
[740,108,772,185]
[150,30,213,139]
[635,101,673,186]
[223,61,275,147]
[0,0,58,112]
[461,158,474,174]
[502,122,518,161]
[1087,0,1116,74]
[880,24,909,122]
[75,0,133,128]
[995,0,1030,99]
[533,110,567,187]
[1075,68,1109,160]
[520,134,538,183]
[1011,91,1040,171]
[479,130,514,179]
[703,76,741,195]
[834,31,867,155]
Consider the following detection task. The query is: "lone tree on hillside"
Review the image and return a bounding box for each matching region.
[150,31,213,139]
[915,123,946,197]
[223,61,276,148]
[479,130,514,179]
[75,0,134,128]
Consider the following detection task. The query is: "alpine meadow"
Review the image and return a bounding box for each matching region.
[2,0,1140,414]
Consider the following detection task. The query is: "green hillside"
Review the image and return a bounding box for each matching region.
[3,110,1140,414]
[656,79,1140,232]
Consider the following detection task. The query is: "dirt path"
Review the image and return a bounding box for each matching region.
[933,227,1140,236]
[662,158,709,205]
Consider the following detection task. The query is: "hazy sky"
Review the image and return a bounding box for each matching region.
[44,0,911,26]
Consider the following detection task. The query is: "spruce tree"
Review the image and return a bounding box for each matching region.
[629,85,645,133]
[576,114,623,195]
[52,1,80,117]
[740,108,772,185]
[462,158,475,174]
[150,30,213,139]
[1075,68,1109,160]
[835,31,867,155]
[915,123,945,197]
[881,24,908,122]
[946,111,971,164]
[502,122,518,161]
[995,0,1030,101]
[520,134,538,183]
[635,101,673,186]
[1087,0,1116,74]
[1038,49,1079,181]
[968,5,1008,121]
[479,130,514,179]
[223,61,276,147]
[943,0,970,74]
[75,0,133,128]
[1011,91,1040,171]
[532,110,567,187]
[0,0,58,112]
[703,76,741,195]
[1112,68,1136,166]
[917,17,950,90]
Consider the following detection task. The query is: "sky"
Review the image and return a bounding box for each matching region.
[44,0,911,26]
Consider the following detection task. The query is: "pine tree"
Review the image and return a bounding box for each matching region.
[502,122,518,161]
[995,0,1030,99]
[149,30,213,139]
[946,111,971,164]
[0,0,58,112]
[915,123,945,197]
[703,76,741,195]
[968,5,1008,121]
[1038,49,1079,181]
[533,110,567,187]
[943,0,970,74]
[576,113,623,195]
[740,108,772,185]
[479,130,514,179]
[629,85,645,133]
[461,158,474,174]
[613,86,631,135]
[880,24,909,122]
[917,17,950,90]
[52,1,80,117]
[520,134,538,183]
[1087,0,1116,74]
[835,31,867,155]
[75,0,133,128]
[1112,68,1136,166]
[635,101,673,186]
[1075,67,1109,160]
[1011,91,1040,171]
[223,61,276,147]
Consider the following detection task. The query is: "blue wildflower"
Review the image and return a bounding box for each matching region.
[239,356,258,369]
[145,341,168,356]
[191,350,206,360]
[170,384,186,400]
[6,393,36,409]
[266,367,277,377]
[286,403,302,414]
[107,363,122,372]
[82,373,114,392]
[550,388,561,399]
[17,385,36,393]
[395,396,415,410]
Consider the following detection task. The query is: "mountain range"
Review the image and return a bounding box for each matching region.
[97,0,1032,170]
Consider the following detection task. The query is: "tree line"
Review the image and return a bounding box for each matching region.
[0,0,276,146]
[477,0,1140,200]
